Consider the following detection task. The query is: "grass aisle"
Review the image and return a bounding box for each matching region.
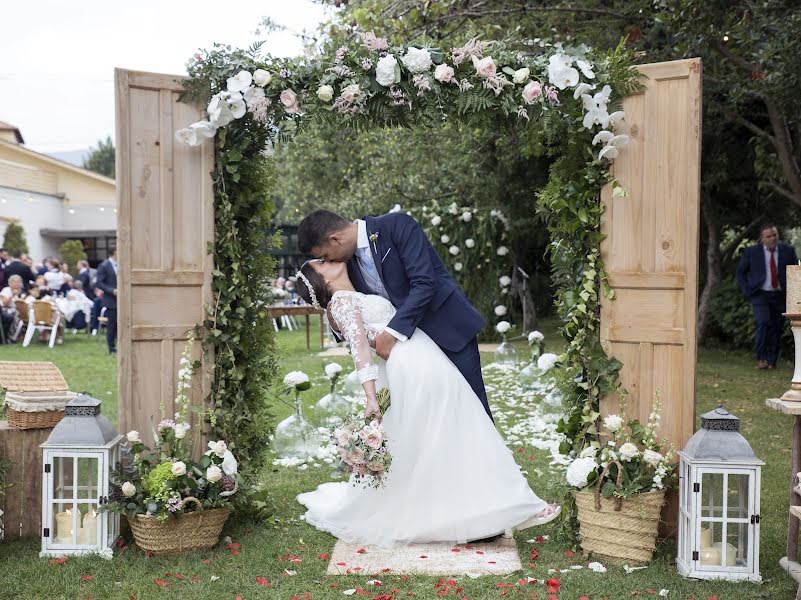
[0,324,797,599]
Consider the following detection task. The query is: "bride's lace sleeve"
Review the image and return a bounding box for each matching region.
[330,293,378,384]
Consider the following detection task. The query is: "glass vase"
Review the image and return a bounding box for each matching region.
[315,380,352,425]
[494,335,518,365]
[272,393,320,459]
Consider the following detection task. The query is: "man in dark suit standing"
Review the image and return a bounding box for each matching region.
[4,250,35,291]
[736,224,799,369]
[78,260,95,300]
[95,249,118,354]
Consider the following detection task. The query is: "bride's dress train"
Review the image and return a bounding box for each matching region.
[297,291,548,547]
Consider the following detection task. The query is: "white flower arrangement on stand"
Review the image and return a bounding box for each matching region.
[315,362,352,423]
[272,370,321,459]
[494,320,518,365]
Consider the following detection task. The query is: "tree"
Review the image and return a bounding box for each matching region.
[3,223,28,255]
[83,136,115,179]
[58,240,87,276]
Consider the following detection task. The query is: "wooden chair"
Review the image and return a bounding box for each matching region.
[12,299,29,342]
[94,306,108,337]
[22,300,62,348]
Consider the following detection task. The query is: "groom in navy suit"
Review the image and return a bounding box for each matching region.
[736,224,798,369]
[297,210,492,422]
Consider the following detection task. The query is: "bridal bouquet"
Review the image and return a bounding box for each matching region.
[333,415,392,488]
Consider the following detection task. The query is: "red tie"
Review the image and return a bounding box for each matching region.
[770,248,779,289]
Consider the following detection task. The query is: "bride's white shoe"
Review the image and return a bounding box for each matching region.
[514,503,561,532]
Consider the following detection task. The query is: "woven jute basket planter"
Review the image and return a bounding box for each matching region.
[128,497,230,555]
[0,362,72,429]
[5,405,64,429]
[575,460,666,565]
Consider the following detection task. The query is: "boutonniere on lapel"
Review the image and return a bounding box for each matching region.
[369,231,379,253]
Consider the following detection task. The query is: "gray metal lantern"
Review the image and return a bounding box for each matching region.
[677,406,763,582]
[40,394,123,559]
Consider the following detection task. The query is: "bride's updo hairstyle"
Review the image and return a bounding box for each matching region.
[297,260,333,308]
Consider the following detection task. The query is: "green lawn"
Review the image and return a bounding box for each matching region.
[0,322,798,599]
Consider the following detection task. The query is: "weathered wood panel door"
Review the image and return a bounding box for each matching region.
[115,69,214,449]
[601,59,702,448]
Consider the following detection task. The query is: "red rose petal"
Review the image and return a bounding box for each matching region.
[336,562,347,566]
[382,568,393,573]
[447,579,457,586]
[353,567,362,571]
[420,555,428,559]
[153,579,169,587]
[226,542,240,549]
[488,561,497,564]
[256,576,270,586]
[81,575,93,582]
[518,448,524,453]
[579,596,591,600]
[451,548,461,552]
[174,573,185,580]
[201,559,210,564]
[475,550,484,555]
[49,558,66,565]
[463,544,474,549]
[357,548,367,554]
[230,549,240,556]
[564,550,576,556]
[536,536,545,543]
[317,553,330,560]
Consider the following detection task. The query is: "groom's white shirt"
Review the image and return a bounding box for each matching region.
[355,219,407,343]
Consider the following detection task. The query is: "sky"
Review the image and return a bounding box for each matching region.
[0,1,331,153]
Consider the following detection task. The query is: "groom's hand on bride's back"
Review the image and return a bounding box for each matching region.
[375,331,396,360]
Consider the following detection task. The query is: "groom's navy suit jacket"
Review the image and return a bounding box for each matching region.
[347,212,486,353]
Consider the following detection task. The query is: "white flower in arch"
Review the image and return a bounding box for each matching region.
[592,130,614,146]
[401,47,433,73]
[226,70,253,93]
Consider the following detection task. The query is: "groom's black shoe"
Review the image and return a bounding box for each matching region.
[468,533,504,544]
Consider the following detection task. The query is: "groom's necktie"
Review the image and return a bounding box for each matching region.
[356,246,388,299]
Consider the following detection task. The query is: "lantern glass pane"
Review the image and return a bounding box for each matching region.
[76,502,99,546]
[699,521,723,566]
[52,501,77,545]
[727,473,749,520]
[53,456,75,500]
[77,457,99,500]
[727,521,749,568]
[701,472,724,518]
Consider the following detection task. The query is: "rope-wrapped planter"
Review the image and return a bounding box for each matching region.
[0,362,74,430]
[575,460,666,564]
[128,497,230,555]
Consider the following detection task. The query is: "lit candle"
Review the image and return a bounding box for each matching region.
[699,545,721,565]
[700,526,713,548]
[79,509,98,546]
[787,264,801,315]
[54,509,73,544]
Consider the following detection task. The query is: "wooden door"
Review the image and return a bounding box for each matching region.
[600,58,702,449]
[114,69,214,451]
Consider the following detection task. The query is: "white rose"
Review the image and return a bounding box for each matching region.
[440,234,450,244]
[643,449,664,468]
[434,63,455,83]
[376,54,400,87]
[226,70,253,93]
[537,352,558,371]
[431,215,442,226]
[528,330,544,344]
[171,461,187,476]
[253,69,272,87]
[603,414,624,432]
[206,465,223,483]
[316,85,334,102]
[494,305,507,317]
[325,362,343,379]
[448,202,459,215]
[454,262,463,271]
[243,86,265,107]
[499,275,511,287]
[566,457,597,488]
[126,430,141,443]
[400,47,433,73]
[207,440,228,458]
[497,246,509,256]
[121,481,136,497]
[522,80,542,104]
[174,422,190,440]
[619,442,639,462]
[462,211,473,222]
[513,67,530,84]
[449,245,460,256]
[465,238,475,248]
[222,450,238,475]
[496,321,511,334]
[580,446,598,459]
[472,55,497,78]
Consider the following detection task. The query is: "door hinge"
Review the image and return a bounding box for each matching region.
[751,514,761,524]
[692,550,699,561]
[44,463,51,473]
[693,482,700,492]
[43,527,50,538]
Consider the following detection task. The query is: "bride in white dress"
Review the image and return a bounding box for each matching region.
[295,259,560,547]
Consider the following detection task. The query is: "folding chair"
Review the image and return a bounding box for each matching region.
[12,299,29,342]
[22,300,62,348]
[94,306,108,337]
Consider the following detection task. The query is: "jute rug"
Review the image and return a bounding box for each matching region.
[326,538,522,576]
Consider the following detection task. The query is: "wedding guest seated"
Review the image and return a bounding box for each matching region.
[59,262,74,294]
[90,288,104,334]
[0,274,25,304]
[44,261,67,295]
[0,274,24,341]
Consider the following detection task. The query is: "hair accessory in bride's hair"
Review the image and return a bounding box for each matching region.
[296,270,321,309]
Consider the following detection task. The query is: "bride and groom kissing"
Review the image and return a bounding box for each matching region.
[293,209,560,547]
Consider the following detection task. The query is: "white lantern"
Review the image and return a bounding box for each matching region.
[40,394,123,559]
[677,405,763,582]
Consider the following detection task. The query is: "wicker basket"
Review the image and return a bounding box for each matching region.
[129,497,230,555]
[0,362,71,429]
[575,460,666,565]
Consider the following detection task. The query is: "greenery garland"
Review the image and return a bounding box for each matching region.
[176,36,640,532]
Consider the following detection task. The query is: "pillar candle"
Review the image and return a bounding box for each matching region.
[699,545,721,565]
[54,509,72,544]
[79,509,98,545]
[700,526,713,548]
[787,265,801,314]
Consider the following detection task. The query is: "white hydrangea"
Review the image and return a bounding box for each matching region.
[465,238,475,248]
[619,442,639,462]
[449,245,460,256]
[579,446,598,459]
[643,449,663,468]
[603,414,624,432]
[528,330,544,344]
[122,481,136,497]
[537,352,558,371]
[566,456,597,488]
[499,275,512,287]
[376,54,400,87]
[283,371,310,387]
[496,321,511,334]
[440,234,450,244]
[324,363,343,379]
[174,422,190,440]
[126,430,141,443]
[454,262,463,271]
[401,47,433,73]
[497,246,509,256]
[431,215,442,226]
[462,211,473,222]
[494,305,507,317]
